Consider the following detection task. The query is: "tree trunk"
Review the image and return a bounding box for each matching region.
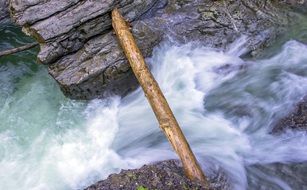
[112,8,209,187]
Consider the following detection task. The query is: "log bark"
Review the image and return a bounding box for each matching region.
[0,42,38,57]
[112,8,209,187]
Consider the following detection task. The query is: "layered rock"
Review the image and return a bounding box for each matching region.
[0,0,8,23]
[9,0,295,99]
[10,0,163,99]
[85,160,230,190]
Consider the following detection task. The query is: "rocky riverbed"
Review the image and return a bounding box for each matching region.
[1,1,307,190]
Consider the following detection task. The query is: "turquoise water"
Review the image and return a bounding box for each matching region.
[1,20,307,190]
[0,24,87,189]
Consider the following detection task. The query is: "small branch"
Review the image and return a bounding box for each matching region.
[0,42,38,57]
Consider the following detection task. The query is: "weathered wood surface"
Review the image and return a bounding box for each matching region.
[112,8,209,186]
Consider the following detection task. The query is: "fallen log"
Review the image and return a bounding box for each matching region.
[112,8,209,187]
[0,42,38,58]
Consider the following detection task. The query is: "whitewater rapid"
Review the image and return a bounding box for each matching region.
[1,36,307,189]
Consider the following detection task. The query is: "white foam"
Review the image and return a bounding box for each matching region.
[2,39,307,189]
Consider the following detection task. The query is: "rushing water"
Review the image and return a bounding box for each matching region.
[1,21,307,190]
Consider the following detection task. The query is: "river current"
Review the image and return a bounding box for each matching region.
[1,21,307,190]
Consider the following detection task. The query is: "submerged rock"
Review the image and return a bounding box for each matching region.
[247,162,307,190]
[272,96,307,133]
[85,160,230,190]
[8,0,296,99]
[282,0,307,13]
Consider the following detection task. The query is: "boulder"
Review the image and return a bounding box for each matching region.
[248,162,307,190]
[85,160,230,190]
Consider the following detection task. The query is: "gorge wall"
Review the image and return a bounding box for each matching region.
[3,0,304,100]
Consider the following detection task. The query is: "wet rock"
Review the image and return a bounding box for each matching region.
[0,0,9,24]
[247,162,307,190]
[272,96,307,133]
[10,0,159,63]
[85,160,230,190]
[281,0,307,13]
[10,0,163,99]
[9,0,296,99]
[48,25,161,99]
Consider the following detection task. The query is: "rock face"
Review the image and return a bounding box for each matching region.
[85,160,230,190]
[8,0,296,99]
[10,0,162,99]
[0,0,9,24]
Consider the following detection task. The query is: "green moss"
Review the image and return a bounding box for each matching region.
[182,184,189,190]
[127,172,137,180]
[136,186,148,190]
